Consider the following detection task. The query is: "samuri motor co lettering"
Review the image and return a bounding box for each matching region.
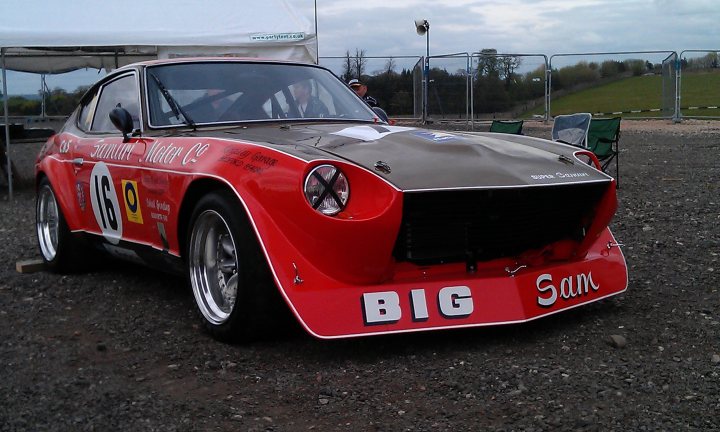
[90,140,135,161]
[142,142,209,165]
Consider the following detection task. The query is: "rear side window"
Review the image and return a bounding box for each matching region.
[77,91,100,131]
[91,74,141,132]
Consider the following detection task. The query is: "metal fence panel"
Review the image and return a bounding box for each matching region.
[318,55,421,118]
[469,52,548,125]
[549,51,676,119]
[425,53,470,123]
[661,52,678,119]
[678,50,720,119]
[412,57,423,119]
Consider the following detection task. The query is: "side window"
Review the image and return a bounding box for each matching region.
[77,91,100,131]
[91,75,140,132]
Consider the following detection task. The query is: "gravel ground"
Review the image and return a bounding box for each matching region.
[1,121,719,431]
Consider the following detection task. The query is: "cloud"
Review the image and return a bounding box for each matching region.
[5,0,718,94]
[294,0,719,58]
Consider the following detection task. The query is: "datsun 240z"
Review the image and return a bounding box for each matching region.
[35,58,628,342]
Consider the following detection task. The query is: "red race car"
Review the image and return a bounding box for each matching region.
[35,58,627,342]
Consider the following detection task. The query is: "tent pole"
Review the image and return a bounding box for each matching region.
[41,74,47,119]
[1,48,12,200]
[314,0,319,64]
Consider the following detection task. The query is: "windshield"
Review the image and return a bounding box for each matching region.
[145,62,377,127]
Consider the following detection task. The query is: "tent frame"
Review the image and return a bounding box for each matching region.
[2,48,11,199]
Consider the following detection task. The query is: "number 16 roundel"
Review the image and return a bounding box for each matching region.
[90,162,123,244]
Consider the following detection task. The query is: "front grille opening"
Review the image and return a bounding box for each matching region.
[393,182,609,265]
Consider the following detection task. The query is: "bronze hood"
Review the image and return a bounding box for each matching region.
[208,123,612,191]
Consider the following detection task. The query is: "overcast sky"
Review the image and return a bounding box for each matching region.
[4,0,718,94]
[296,0,718,57]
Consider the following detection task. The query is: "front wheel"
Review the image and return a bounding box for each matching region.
[186,190,284,342]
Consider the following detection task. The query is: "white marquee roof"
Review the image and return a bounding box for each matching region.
[0,0,317,73]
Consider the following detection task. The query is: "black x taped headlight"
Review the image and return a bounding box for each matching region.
[304,164,349,216]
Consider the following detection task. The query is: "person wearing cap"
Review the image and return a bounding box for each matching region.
[348,79,379,108]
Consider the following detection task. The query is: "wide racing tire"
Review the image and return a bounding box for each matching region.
[36,178,85,273]
[185,189,287,343]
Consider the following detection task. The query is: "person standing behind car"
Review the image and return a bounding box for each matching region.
[348,79,378,108]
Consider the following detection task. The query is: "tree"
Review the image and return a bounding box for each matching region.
[499,55,522,89]
[477,48,500,79]
[341,50,353,82]
[473,49,509,114]
[600,60,621,78]
[689,52,720,70]
[352,49,367,79]
[384,57,397,76]
[624,59,646,76]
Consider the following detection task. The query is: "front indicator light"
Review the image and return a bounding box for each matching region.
[304,164,349,216]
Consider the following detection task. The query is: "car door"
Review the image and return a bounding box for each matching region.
[73,72,149,254]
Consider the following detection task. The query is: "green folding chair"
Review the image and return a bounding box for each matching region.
[587,117,621,185]
[489,120,523,135]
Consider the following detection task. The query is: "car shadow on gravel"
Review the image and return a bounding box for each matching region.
[91,258,627,359]
[264,295,628,361]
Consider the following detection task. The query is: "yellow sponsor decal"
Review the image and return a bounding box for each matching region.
[122,180,144,224]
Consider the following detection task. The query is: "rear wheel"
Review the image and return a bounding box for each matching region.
[186,190,283,342]
[36,178,82,273]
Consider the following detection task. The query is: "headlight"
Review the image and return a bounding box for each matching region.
[304,164,349,215]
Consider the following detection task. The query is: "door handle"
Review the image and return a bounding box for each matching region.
[72,158,84,167]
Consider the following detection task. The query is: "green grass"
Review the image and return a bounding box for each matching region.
[680,71,720,117]
[523,70,720,118]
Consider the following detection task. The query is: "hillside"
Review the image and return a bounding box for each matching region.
[525,70,720,118]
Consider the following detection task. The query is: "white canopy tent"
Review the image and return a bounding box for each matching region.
[0,0,317,71]
[0,0,317,196]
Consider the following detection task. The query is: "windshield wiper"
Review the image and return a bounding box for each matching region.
[148,71,196,129]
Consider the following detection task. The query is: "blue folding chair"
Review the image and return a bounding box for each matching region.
[551,113,592,147]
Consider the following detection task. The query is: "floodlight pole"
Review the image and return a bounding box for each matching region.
[415,19,430,124]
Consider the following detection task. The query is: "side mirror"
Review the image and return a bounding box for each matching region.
[372,106,389,123]
[109,107,134,143]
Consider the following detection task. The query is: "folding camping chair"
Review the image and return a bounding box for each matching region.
[489,120,524,135]
[587,117,621,185]
[551,113,592,147]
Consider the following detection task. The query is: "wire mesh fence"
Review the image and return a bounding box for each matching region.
[661,52,678,119]
[678,50,720,119]
[3,49,718,124]
[425,53,470,122]
[318,55,421,119]
[470,52,548,124]
[412,57,423,120]
[549,51,677,119]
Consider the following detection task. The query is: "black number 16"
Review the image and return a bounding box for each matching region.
[94,174,118,230]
